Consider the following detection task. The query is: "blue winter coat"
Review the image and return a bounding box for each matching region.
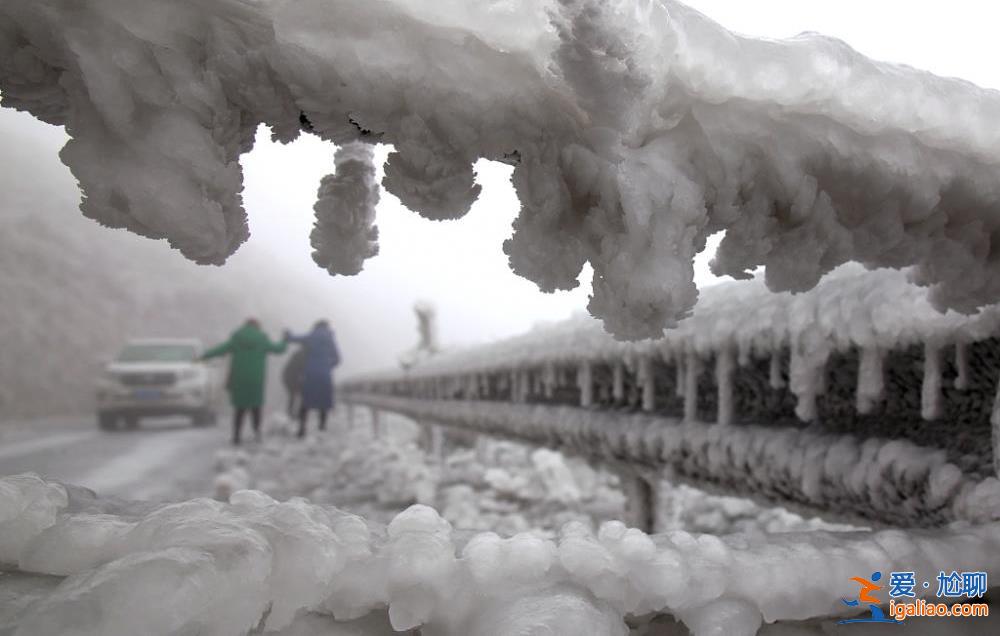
[286,325,341,410]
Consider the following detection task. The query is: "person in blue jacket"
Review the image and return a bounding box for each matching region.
[284,320,341,438]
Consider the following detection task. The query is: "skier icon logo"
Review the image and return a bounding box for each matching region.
[837,571,901,625]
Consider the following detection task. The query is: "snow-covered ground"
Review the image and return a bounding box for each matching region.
[0,416,226,502]
[4,409,997,635]
[215,410,854,538]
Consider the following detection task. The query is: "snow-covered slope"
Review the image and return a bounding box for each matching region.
[3,0,1000,339]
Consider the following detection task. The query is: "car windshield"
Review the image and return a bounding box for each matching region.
[117,343,197,363]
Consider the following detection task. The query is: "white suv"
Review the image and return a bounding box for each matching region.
[96,338,220,430]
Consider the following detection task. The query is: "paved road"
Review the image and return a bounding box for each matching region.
[0,415,227,501]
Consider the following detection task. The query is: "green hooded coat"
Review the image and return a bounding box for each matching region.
[203,323,287,408]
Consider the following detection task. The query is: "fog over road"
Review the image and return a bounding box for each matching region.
[0,416,227,501]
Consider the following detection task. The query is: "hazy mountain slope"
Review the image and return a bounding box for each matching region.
[0,206,352,418]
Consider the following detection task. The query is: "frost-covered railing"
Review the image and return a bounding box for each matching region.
[6,0,1000,342]
[343,267,1000,529]
[3,473,1000,635]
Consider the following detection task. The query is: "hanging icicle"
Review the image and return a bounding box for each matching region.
[769,350,785,390]
[921,343,942,421]
[790,342,826,422]
[676,355,686,397]
[954,342,970,391]
[684,351,701,421]
[578,360,593,408]
[638,356,655,412]
[716,347,735,425]
[612,360,625,403]
[856,346,884,414]
[737,343,750,368]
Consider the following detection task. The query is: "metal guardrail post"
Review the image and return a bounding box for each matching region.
[618,468,657,533]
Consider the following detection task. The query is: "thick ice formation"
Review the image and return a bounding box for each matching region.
[2,474,999,636]
[3,0,1000,339]
[311,142,380,276]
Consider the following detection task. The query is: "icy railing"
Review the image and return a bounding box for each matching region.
[5,1,1000,340]
[2,473,999,636]
[342,267,1000,528]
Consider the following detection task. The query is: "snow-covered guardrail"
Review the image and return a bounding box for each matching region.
[343,267,1000,529]
[3,473,1000,636]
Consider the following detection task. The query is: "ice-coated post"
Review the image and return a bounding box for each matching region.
[638,356,655,412]
[542,362,557,399]
[578,360,593,408]
[371,407,382,438]
[519,369,532,403]
[418,421,431,450]
[683,352,701,421]
[533,369,544,395]
[921,343,942,421]
[431,424,445,463]
[620,470,657,533]
[475,435,490,464]
[612,360,625,403]
[716,347,734,425]
[346,403,356,429]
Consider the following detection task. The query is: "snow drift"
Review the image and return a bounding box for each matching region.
[3,0,1000,339]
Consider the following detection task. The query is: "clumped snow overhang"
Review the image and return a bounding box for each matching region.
[3,0,1000,340]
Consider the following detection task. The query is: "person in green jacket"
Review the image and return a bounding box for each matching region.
[202,318,287,445]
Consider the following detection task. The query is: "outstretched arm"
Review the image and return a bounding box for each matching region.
[201,339,232,359]
[267,336,288,354]
[284,330,308,344]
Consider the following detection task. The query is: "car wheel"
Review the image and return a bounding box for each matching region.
[98,413,117,431]
[123,416,140,430]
